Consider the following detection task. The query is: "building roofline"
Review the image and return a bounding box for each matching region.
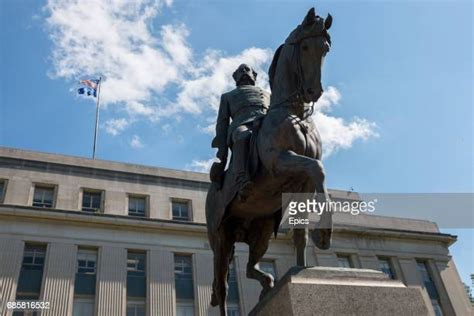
[0,146,447,233]
[0,146,210,184]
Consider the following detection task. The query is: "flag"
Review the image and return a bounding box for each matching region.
[78,79,100,97]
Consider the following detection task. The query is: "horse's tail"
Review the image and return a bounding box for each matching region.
[205,182,220,250]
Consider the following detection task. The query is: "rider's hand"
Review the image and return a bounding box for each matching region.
[210,161,225,188]
[216,147,228,162]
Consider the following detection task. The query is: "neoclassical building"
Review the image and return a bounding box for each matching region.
[0,147,471,316]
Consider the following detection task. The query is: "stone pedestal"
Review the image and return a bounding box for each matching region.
[249,267,429,316]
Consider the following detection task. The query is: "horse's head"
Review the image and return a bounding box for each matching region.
[269,8,332,104]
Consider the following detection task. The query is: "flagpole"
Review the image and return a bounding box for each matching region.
[92,77,102,159]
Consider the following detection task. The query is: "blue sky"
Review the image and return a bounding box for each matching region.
[0,0,472,288]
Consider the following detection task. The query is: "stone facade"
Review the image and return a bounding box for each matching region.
[0,147,471,316]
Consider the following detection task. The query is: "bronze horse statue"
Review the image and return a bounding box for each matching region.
[206,8,333,315]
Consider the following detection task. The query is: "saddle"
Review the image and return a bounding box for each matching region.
[208,117,264,231]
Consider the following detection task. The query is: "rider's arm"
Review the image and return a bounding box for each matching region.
[212,94,230,162]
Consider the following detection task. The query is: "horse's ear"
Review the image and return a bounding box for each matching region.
[302,8,316,26]
[324,13,333,30]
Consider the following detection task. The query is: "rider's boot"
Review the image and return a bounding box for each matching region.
[232,137,253,202]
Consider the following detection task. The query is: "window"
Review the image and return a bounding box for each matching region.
[13,300,41,316]
[337,254,354,268]
[0,179,6,203]
[73,298,94,316]
[13,301,41,316]
[74,249,97,315]
[259,260,277,282]
[82,190,103,213]
[172,200,191,221]
[75,249,97,295]
[128,196,146,217]
[126,300,145,316]
[417,260,443,316]
[378,257,395,279]
[175,254,195,313]
[77,250,97,274]
[32,185,55,208]
[176,301,194,316]
[227,304,240,316]
[127,251,146,298]
[127,252,146,277]
[17,244,46,297]
[22,245,46,270]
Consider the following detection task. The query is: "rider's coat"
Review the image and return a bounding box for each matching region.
[212,85,270,149]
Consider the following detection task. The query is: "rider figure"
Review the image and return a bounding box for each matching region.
[211,64,270,201]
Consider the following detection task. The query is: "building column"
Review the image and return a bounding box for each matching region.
[390,257,404,280]
[148,249,175,316]
[315,252,338,267]
[398,257,422,286]
[40,243,77,316]
[398,257,436,315]
[96,246,127,316]
[358,253,380,270]
[2,178,30,205]
[434,259,472,316]
[0,238,23,316]
[194,252,219,316]
[275,256,294,280]
[305,245,317,267]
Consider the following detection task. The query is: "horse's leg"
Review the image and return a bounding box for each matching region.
[213,225,235,316]
[274,150,333,257]
[209,227,220,307]
[306,166,333,250]
[246,216,275,300]
[293,228,308,266]
[292,174,313,266]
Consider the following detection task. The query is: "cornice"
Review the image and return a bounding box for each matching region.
[0,205,456,245]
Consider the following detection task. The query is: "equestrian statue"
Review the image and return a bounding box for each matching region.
[206,8,334,315]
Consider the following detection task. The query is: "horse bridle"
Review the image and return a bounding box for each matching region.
[293,41,315,117]
[272,33,329,119]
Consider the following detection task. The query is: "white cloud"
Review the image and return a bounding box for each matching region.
[43,0,275,160]
[315,113,378,157]
[161,24,191,66]
[186,158,217,173]
[45,0,182,116]
[175,47,273,114]
[314,86,341,112]
[130,135,144,148]
[312,87,378,157]
[44,0,377,167]
[104,118,130,136]
[45,0,271,120]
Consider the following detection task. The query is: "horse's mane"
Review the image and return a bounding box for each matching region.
[268,44,284,91]
[268,11,331,92]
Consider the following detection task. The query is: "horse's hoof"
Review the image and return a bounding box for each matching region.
[258,275,274,301]
[311,228,332,250]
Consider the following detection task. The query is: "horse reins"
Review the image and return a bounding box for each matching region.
[270,40,316,119]
[268,39,322,157]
